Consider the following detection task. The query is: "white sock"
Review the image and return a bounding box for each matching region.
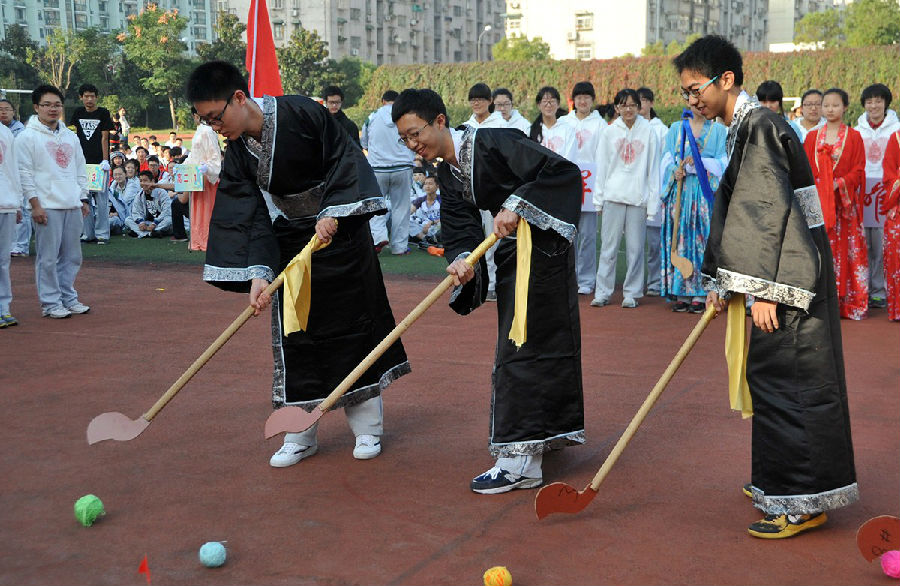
[496,454,543,479]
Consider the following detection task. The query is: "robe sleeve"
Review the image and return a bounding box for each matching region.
[882,133,900,213]
[202,142,280,293]
[476,131,580,244]
[702,110,821,311]
[834,130,867,215]
[438,166,488,316]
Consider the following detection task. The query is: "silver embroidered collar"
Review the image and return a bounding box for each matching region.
[242,95,277,191]
[726,91,760,158]
[448,126,476,204]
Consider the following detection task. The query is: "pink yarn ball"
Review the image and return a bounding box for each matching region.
[881,550,900,579]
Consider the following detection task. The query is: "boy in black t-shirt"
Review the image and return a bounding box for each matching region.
[70,83,115,243]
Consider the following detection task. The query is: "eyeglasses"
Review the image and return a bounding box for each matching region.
[680,75,719,101]
[802,101,822,108]
[540,99,558,106]
[38,102,64,109]
[617,103,639,110]
[397,121,433,146]
[493,100,512,108]
[198,92,236,126]
[469,97,489,103]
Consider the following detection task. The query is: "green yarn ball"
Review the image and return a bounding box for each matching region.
[198,541,227,568]
[74,494,105,527]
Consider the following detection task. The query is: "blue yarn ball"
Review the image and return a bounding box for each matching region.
[198,541,227,568]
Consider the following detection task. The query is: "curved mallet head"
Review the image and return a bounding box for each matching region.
[87,412,151,445]
[534,482,598,520]
[264,406,324,439]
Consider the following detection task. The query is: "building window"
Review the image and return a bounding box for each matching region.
[74,1,88,11]
[575,13,592,31]
[45,10,60,25]
[575,44,592,59]
[351,36,361,49]
[273,22,285,40]
[398,15,406,26]
[44,0,60,6]
[74,12,88,27]
[508,18,520,31]
[192,0,205,7]
[194,10,207,24]
[193,26,207,39]
[350,8,361,20]
[100,16,109,29]
[453,5,462,16]
[15,6,25,22]
[99,0,108,10]
[271,0,283,8]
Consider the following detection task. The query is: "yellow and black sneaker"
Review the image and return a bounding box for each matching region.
[748,512,827,539]
[742,483,753,498]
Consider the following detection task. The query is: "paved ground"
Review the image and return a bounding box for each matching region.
[1,258,897,585]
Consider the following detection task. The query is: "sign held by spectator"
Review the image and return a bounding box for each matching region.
[173,164,203,192]
[85,164,106,191]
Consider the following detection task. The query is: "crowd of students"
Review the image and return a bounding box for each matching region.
[345,76,898,321]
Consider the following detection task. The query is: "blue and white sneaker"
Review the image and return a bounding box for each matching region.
[470,466,542,494]
[0,313,17,328]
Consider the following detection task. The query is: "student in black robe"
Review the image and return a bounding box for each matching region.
[186,61,410,468]
[674,36,857,539]
[392,88,585,494]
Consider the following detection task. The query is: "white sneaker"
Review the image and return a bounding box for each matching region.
[353,434,382,460]
[65,301,90,314]
[269,442,318,468]
[622,297,639,308]
[590,296,609,307]
[42,306,71,319]
[577,287,593,295]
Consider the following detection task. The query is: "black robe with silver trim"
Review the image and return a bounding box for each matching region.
[702,103,858,516]
[204,95,410,411]
[437,126,584,458]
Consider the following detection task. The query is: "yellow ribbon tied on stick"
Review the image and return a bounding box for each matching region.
[507,217,532,348]
[725,293,753,418]
[282,234,330,336]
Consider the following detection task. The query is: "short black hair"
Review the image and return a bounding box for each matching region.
[492,88,513,102]
[139,170,155,180]
[614,88,641,107]
[572,81,596,100]
[382,90,399,102]
[391,88,449,125]
[169,131,177,136]
[161,146,171,153]
[535,86,561,104]
[323,85,344,100]
[468,82,492,101]
[755,80,784,104]
[672,34,744,87]
[423,175,438,183]
[78,83,99,97]
[801,89,823,104]
[824,87,850,108]
[147,155,160,163]
[636,87,655,103]
[170,146,183,157]
[860,83,893,109]
[32,84,64,105]
[135,146,149,155]
[186,61,249,103]
[125,159,140,171]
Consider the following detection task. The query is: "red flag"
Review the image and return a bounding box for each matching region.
[246,0,283,97]
[138,554,151,585]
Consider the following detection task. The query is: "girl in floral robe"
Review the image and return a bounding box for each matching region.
[804,88,868,320]
[881,130,900,321]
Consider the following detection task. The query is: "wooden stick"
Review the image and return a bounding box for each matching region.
[670,160,694,280]
[588,305,715,491]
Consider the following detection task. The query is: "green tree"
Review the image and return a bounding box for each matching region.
[72,27,120,95]
[278,27,344,96]
[641,40,666,57]
[0,24,41,95]
[120,4,190,129]
[491,36,551,61]
[845,0,900,47]
[330,56,376,107]
[196,10,247,75]
[26,28,87,92]
[794,8,844,47]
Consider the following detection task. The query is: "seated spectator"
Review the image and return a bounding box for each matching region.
[135,146,150,171]
[126,170,172,238]
[110,150,126,170]
[107,165,140,235]
[150,141,161,157]
[412,173,441,209]
[140,137,150,152]
[408,175,441,247]
[411,166,426,203]
[174,137,187,156]
[124,158,140,183]
[160,145,171,166]
[169,146,184,163]
[165,131,178,148]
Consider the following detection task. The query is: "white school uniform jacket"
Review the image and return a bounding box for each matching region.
[855,109,900,181]
[463,111,507,129]
[15,115,88,210]
[794,117,825,144]
[539,117,578,163]
[504,109,532,134]
[562,110,605,165]
[593,115,660,218]
[0,122,23,213]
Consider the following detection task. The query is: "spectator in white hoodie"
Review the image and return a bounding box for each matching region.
[563,81,606,295]
[15,85,90,319]
[492,88,531,134]
[855,83,900,309]
[528,86,577,163]
[637,87,668,296]
[795,89,825,144]
[362,90,416,255]
[0,120,23,327]
[591,88,660,309]
[464,82,506,300]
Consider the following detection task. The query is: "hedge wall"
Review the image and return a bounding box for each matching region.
[350,45,899,127]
